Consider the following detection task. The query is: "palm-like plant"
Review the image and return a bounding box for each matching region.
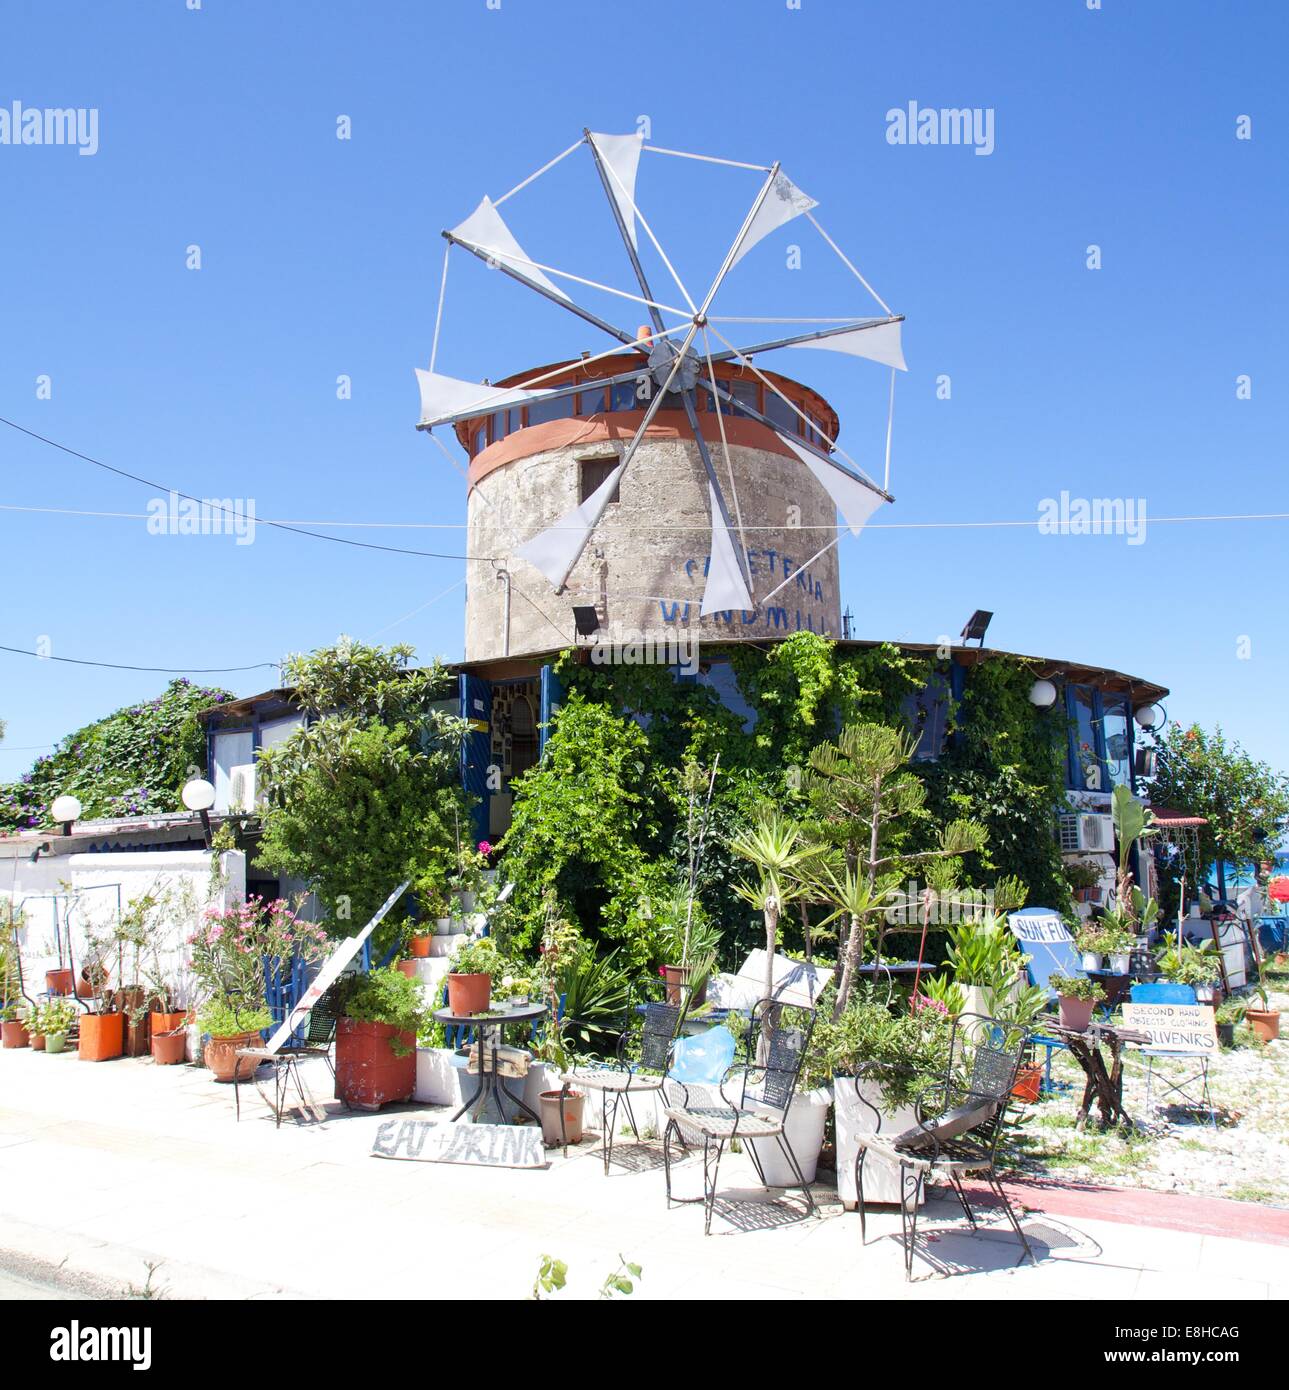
[730,809,826,1015]
[802,722,989,1019]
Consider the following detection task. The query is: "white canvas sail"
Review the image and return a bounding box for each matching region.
[449,196,570,302]
[700,483,754,615]
[787,319,907,371]
[513,458,627,588]
[415,369,544,427]
[731,172,818,267]
[588,131,644,249]
[784,436,887,536]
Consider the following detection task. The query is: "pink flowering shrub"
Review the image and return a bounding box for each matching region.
[189,898,328,1032]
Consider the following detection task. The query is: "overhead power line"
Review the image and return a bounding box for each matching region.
[0,643,279,675]
[0,415,494,562]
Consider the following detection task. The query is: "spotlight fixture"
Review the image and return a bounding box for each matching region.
[960,610,993,647]
[572,605,601,638]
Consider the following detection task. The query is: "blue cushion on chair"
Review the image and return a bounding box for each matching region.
[668,1025,736,1084]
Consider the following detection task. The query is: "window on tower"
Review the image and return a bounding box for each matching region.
[579,457,620,505]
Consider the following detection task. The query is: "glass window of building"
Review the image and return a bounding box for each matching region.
[900,672,951,761]
[526,390,575,427]
[696,660,758,733]
[766,390,797,434]
[719,379,759,417]
[578,384,606,414]
[1068,685,1103,791]
[1101,698,1132,789]
[609,380,642,412]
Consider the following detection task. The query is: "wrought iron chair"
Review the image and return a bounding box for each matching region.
[850,1012,1036,1280]
[562,1001,682,1173]
[663,999,816,1235]
[1129,982,1217,1128]
[234,990,339,1128]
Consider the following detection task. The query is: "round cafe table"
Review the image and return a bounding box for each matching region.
[432,1002,547,1125]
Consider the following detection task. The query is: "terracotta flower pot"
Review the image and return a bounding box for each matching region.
[116,988,150,1057]
[396,960,418,980]
[1,1020,30,1049]
[45,968,75,996]
[334,1017,415,1111]
[1011,1064,1042,1104]
[409,935,433,959]
[662,964,707,1008]
[31,1033,46,1052]
[447,972,490,1015]
[150,1011,189,1065]
[76,964,105,999]
[1246,1009,1281,1044]
[539,1089,585,1146]
[203,1031,262,1082]
[78,1012,124,1061]
[1057,996,1095,1032]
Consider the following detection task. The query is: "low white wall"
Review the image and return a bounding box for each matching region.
[2,849,244,1006]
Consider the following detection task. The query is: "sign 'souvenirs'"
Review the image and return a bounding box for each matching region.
[1121,1002,1219,1055]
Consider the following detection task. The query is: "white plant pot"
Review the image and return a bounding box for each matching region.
[835,1077,925,1209]
[1081,951,1103,971]
[1109,952,1131,975]
[457,892,477,913]
[745,1087,832,1186]
[434,917,453,936]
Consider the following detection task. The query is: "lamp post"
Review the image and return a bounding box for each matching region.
[182,778,217,849]
[50,794,82,837]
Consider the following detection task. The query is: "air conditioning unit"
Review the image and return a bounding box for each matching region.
[1058,813,1115,853]
[228,763,258,812]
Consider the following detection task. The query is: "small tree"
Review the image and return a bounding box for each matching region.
[729,809,825,1021]
[256,639,468,941]
[1148,723,1289,897]
[801,723,988,1020]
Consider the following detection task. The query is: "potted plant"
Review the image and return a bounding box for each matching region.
[1064,858,1104,906]
[0,1002,30,1049]
[77,928,126,1062]
[1215,996,1243,1047]
[37,998,78,1055]
[332,965,425,1110]
[1243,985,1281,1044]
[446,935,501,1015]
[1100,924,1136,975]
[1048,972,1106,1032]
[654,890,721,1009]
[423,887,453,937]
[1156,941,1222,998]
[829,989,953,1208]
[1074,923,1112,971]
[188,898,327,1082]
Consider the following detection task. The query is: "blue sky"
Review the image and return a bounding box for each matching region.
[1,0,1286,779]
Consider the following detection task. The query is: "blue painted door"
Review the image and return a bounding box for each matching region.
[459,673,492,844]
[538,663,564,757]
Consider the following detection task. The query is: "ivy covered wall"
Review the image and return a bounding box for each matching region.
[498,633,1072,963]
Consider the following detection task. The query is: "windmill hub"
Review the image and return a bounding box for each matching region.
[646,336,701,394]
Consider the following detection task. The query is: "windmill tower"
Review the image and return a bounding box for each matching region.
[417,131,906,662]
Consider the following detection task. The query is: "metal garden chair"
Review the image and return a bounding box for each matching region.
[1129,981,1217,1128]
[850,1012,1037,1280]
[562,1001,681,1173]
[234,989,339,1128]
[662,999,816,1235]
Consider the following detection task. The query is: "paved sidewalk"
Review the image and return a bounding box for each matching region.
[0,1049,1284,1301]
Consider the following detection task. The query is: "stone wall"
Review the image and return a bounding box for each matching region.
[465,433,842,661]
